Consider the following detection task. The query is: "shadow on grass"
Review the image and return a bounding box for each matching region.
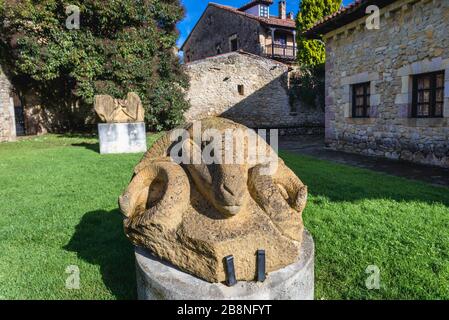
[57,132,97,139]
[71,142,100,153]
[280,151,449,208]
[64,209,136,300]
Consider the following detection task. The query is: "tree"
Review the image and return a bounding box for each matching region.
[293,0,341,110]
[296,0,342,67]
[0,0,189,132]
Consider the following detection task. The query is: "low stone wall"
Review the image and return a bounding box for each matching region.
[279,125,324,136]
[254,125,324,136]
[324,0,449,168]
[184,51,324,133]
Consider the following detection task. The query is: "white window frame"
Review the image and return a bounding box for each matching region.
[259,5,269,18]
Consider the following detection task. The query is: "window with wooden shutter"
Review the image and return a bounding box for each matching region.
[412,71,444,118]
[352,82,371,118]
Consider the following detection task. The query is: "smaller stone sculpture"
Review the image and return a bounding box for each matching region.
[94,92,145,123]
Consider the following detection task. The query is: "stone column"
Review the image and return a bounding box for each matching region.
[292,30,297,58]
[270,28,276,58]
[8,95,17,140]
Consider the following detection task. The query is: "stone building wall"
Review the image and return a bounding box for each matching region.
[184,51,324,131]
[0,65,48,142]
[182,5,263,63]
[0,66,15,142]
[325,0,449,167]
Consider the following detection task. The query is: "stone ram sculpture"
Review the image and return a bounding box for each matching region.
[119,117,308,283]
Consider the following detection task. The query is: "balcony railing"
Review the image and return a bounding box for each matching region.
[263,44,297,61]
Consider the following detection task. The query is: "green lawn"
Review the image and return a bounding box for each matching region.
[0,135,448,300]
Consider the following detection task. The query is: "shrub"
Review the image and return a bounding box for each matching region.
[0,0,189,131]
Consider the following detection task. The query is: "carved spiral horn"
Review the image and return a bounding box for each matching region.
[119,161,190,233]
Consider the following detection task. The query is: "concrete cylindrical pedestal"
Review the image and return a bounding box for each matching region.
[98,122,147,154]
[135,230,314,300]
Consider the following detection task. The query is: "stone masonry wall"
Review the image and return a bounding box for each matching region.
[184,51,324,131]
[325,0,449,167]
[0,66,15,142]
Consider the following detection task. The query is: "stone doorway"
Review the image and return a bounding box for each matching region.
[12,92,26,136]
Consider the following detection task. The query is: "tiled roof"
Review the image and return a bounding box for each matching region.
[238,0,274,12]
[304,0,396,38]
[210,3,296,29]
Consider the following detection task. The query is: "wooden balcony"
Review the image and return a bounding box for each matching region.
[263,44,297,61]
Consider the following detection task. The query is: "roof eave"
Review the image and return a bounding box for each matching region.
[304,0,396,40]
[263,21,296,29]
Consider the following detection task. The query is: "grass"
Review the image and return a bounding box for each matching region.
[0,135,448,299]
[281,151,449,299]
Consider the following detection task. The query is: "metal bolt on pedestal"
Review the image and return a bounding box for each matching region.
[257,250,266,282]
[224,255,237,287]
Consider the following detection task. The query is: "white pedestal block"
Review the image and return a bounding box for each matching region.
[98,122,147,154]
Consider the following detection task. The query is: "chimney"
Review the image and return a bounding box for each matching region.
[279,1,286,20]
[287,12,294,20]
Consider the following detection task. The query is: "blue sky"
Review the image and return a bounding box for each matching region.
[177,0,354,48]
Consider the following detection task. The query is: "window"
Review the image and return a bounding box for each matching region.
[412,71,444,118]
[259,5,269,17]
[206,15,214,25]
[229,35,239,51]
[352,82,370,118]
[238,85,245,96]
